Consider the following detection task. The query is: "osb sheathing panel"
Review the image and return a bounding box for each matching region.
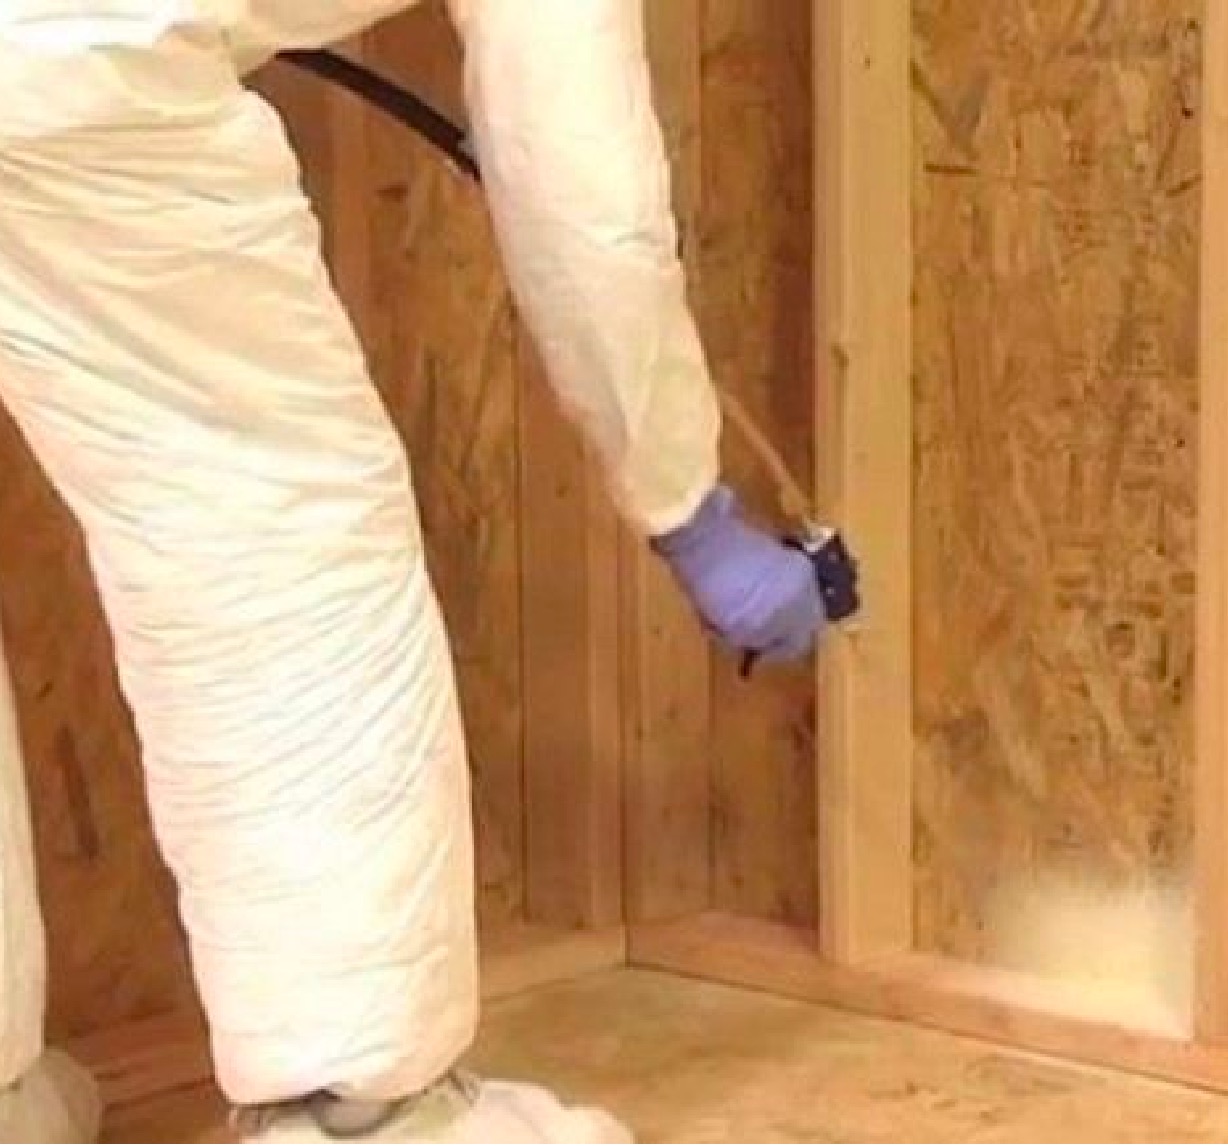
[912,1,1202,960]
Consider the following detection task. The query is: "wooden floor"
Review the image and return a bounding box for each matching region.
[102,970,1228,1143]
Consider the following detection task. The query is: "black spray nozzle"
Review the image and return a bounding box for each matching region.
[790,531,859,625]
[739,530,860,678]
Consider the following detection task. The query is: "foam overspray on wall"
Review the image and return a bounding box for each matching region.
[913,0,1201,1026]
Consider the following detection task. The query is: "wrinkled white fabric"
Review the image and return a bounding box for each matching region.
[0,0,722,532]
[0,0,719,1111]
[246,1073,633,1143]
[0,1051,102,1143]
[0,26,476,1105]
[0,628,44,1090]
[457,0,721,533]
[1,2,198,51]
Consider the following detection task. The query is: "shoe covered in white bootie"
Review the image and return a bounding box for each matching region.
[0,1050,102,1143]
[238,1071,632,1143]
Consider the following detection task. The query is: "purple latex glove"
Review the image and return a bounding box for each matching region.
[652,485,825,663]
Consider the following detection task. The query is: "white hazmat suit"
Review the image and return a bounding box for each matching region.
[0,0,721,1140]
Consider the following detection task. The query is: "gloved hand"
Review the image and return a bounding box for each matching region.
[652,485,826,664]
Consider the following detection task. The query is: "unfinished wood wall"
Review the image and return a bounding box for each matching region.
[631,0,816,928]
[701,0,817,927]
[0,0,817,1041]
[912,1,1202,967]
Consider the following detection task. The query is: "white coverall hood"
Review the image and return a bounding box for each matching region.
[0,0,720,1115]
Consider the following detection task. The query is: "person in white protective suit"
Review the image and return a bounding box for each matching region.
[0,2,827,1142]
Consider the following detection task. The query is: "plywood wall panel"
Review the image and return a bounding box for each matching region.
[623,0,715,923]
[702,0,819,926]
[912,0,1201,971]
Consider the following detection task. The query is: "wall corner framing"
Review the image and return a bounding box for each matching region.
[632,0,1228,1094]
[812,0,914,966]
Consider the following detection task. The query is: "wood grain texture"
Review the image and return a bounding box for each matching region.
[621,0,714,923]
[814,0,915,963]
[519,348,624,928]
[702,0,820,927]
[97,969,1228,1144]
[479,923,627,1001]
[912,1,1201,966]
[632,912,1228,1094]
[1196,0,1228,1045]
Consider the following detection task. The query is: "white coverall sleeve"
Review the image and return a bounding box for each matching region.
[450,0,722,535]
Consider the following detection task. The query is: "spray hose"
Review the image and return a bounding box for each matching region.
[279,49,860,641]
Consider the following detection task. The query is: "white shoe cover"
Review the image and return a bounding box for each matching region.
[0,1050,102,1143]
[242,1073,632,1144]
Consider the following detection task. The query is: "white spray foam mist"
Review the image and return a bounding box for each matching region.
[983,875,1192,1035]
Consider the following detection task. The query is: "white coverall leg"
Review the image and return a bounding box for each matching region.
[0,1,719,1139]
[0,23,479,1108]
[0,626,100,1142]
